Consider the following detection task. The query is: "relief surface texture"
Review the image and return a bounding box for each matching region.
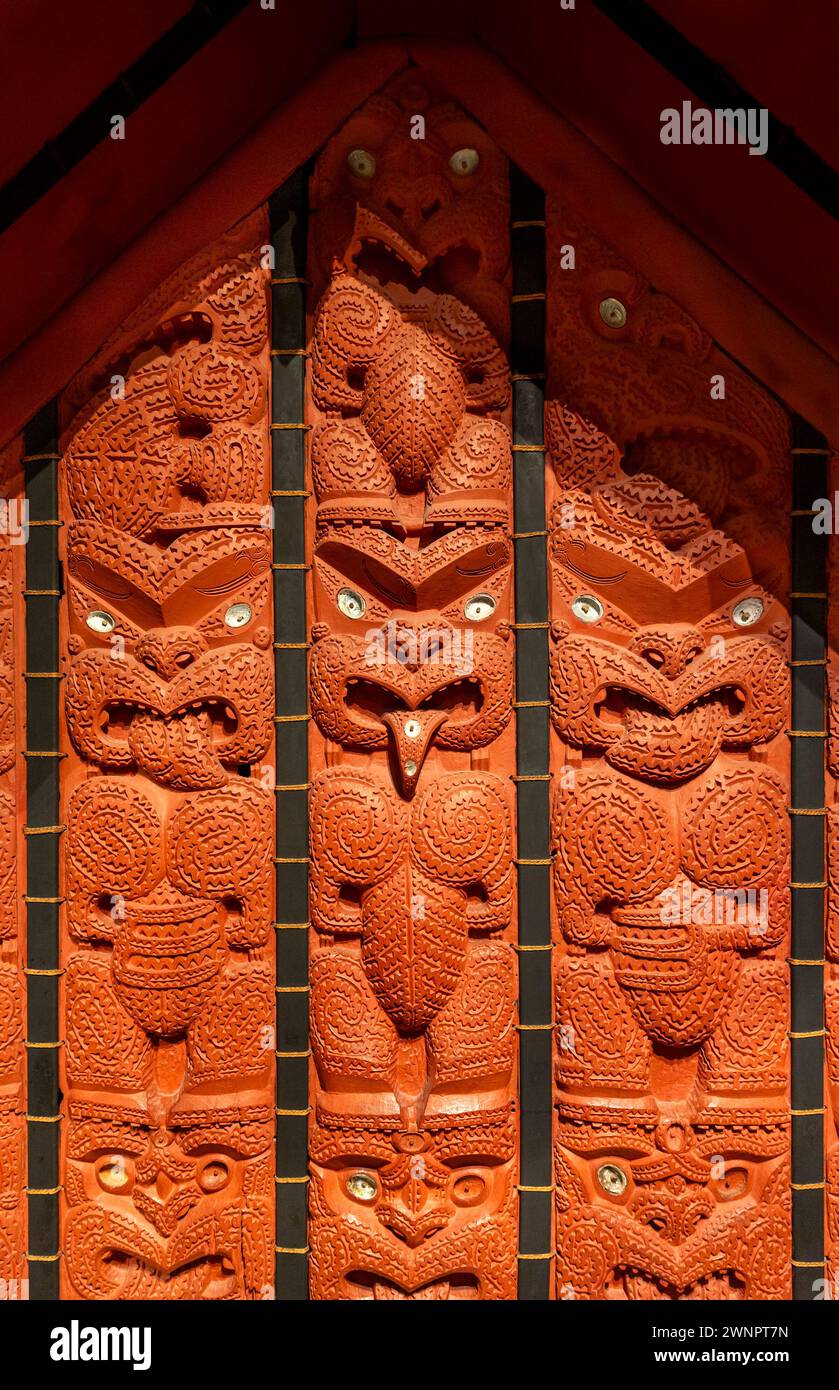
[306,72,518,1300]
[0,440,24,1296]
[546,205,793,1300]
[58,214,275,1299]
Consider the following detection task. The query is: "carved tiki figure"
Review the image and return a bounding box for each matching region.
[63,1095,273,1300]
[554,1106,789,1300]
[64,523,273,789]
[545,207,791,594]
[305,74,518,1297]
[64,778,273,1083]
[548,443,791,1299]
[60,216,275,1299]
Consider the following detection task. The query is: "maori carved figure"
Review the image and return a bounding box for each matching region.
[59,214,274,1299]
[547,299,792,1298]
[307,74,518,1298]
[545,205,790,596]
[555,1109,789,1300]
[63,523,272,788]
[63,1097,272,1300]
[0,447,24,1294]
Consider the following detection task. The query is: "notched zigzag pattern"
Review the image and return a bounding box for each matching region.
[58,212,275,1300]
[305,72,520,1300]
[546,207,794,1299]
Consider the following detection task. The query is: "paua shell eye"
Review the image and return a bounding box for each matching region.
[449,148,480,176]
[337,587,366,620]
[464,593,496,622]
[96,1155,132,1192]
[86,610,116,634]
[596,1163,628,1197]
[571,594,604,624]
[224,602,252,629]
[347,149,376,178]
[732,597,764,628]
[345,1171,378,1203]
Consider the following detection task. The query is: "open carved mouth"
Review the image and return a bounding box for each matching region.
[345,1271,480,1300]
[593,685,745,730]
[605,1266,745,1300]
[98,698,239,742]
[104,1247,240,1300]
[354,232,481,297]
[345,676,483,723]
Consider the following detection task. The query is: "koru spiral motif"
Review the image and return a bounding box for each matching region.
[306,73,517,1298]
[59,214,274,1299]
[546,329,792,1296]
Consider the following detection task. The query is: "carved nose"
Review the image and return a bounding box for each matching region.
[630,626,704,679]
[376,1199,448,1248]
[155,1173,175,1202]
[135,628,207,680]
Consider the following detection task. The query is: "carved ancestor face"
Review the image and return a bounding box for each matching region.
[64,1099,273,1300]
[555,1111,789,1299]
[315,520,511,630]
[550,476,789,782]
[64,523,273,788]
[309,1111,516,1299]
[64,247,269,539]
[545,211,790,593]
[310,75,509,339]
[310,626,513,798]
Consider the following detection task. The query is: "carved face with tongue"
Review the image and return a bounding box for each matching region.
[549,473,789,783]
[309,625,513,798]
[64,522,273,788]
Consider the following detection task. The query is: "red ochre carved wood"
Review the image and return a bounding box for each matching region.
[0,82,811,1303]
[305,73,519,1300]
[57,214,275,1299]
[546,204,793,1299]
[0,440,25,1297]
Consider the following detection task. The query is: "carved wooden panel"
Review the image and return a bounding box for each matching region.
[305,73,518,1300]
[546,206,793,1299]
[0,439,25,1297]
[58,214,275,1299]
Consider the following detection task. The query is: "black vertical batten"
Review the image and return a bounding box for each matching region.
[790,417,828,1298]
[510,168,552,1300]
[270,166,311,1301]
[22,402,61,1299]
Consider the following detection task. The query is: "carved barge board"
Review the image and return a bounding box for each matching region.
[546,201,794,1301]
[57,215,276,1300]
[305,72,519,1301]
